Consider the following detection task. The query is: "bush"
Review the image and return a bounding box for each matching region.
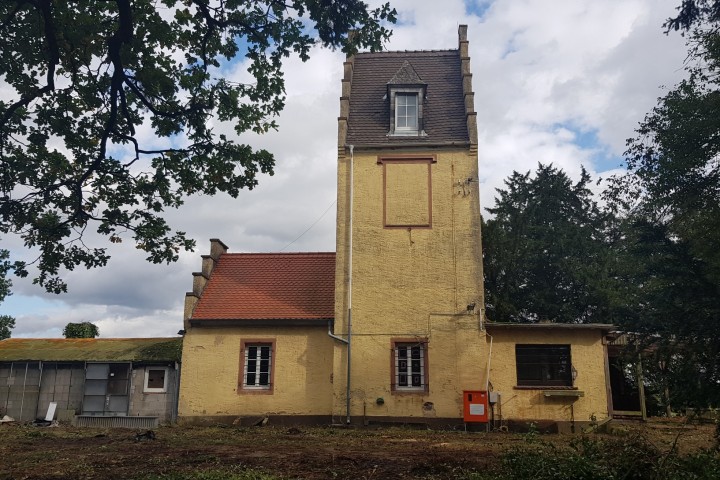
[479,434,720,480]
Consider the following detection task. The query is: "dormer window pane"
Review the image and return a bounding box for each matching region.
[396,93,418,130]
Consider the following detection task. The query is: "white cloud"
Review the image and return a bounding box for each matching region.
[3,0,691,337]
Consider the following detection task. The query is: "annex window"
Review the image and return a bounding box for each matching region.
[395,93,418,132]
[515,344,572,387]
[240,341,274,393]
[144,367,168,393]
[392,340,428,392]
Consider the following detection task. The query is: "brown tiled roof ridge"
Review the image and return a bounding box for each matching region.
[356,49,457,55]
[220,252,335,256]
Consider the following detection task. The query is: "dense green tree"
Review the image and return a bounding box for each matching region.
[0,0,396,294]
[0,315,14,340]
[0,248,18,339]
[615,219,720,410]
[483,164,615,324]
[63,321,99,338]
[606,12,720,410]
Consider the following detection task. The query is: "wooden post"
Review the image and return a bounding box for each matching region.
[637,356,647,421]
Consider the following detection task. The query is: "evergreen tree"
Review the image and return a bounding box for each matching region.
[484,164,615,324]
[606,23,720,410]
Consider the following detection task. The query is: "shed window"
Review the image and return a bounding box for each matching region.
[515,344,572,387]
[144,368,168,393]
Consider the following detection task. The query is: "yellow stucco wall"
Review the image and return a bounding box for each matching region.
[486,327,611,425]
[332,148,487,421]
[178,327,334,419]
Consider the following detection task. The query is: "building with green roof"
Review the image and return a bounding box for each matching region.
[0,337,181,428]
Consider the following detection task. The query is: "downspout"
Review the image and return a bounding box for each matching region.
[326,144,354,426]
[172,361,181,423]
[485,330,493,392]
[327,321,348,345]
[346,144,354,425]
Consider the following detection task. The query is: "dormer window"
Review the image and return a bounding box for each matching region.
[387,61,427,137]
[395,93,418,132]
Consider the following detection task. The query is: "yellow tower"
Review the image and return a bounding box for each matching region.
[332,25,487,424]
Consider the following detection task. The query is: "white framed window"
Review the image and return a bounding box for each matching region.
[241,342,273,391]
[143,367,168,393]
[388,88,425,136]
[392,341,427,392]
[395,93,418,132]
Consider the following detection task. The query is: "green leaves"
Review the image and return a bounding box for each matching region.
[62,321,99,338]
[0,315,14,340]
[483,164,614,324]
[608,24,720,410]
[0,1,395,293]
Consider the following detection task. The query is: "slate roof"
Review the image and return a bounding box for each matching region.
[388,60,426,85]
[346,50,469,147]
[191,252,335,322]
[0,337,182,362]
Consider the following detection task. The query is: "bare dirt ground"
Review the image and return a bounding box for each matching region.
[0,418,715,480]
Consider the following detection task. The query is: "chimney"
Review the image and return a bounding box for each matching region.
[458,25,477,149]
[183,239,228,330]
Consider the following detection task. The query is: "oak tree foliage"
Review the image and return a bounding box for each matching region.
[0,315,14,340]
[0,249,16,338]
[0,0,396,293]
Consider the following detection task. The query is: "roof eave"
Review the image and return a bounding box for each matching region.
[485,322,616,332]
[349,141,472,150]
[189,318,334,327]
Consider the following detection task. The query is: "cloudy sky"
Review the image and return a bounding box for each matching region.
[3,0,690,338]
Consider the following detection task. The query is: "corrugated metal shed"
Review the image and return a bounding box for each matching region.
[0,338,182,362]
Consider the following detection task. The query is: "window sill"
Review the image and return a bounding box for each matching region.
[391,389,428,396]
[543,390,584,398]
[387,130,427,137]
[513,386,577,390]
[238,387,274,395]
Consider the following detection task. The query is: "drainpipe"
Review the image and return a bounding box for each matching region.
[326,144,354,425]
[346,144,354,425]
[327,321,348,345]
[172,361,181,423]
[485,331,493,392]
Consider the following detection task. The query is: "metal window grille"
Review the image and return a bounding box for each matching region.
[243,345,272,389]
[515,344,572,387]
[395,343,425,390]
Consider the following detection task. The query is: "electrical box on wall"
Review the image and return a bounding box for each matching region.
[463,390,489,423]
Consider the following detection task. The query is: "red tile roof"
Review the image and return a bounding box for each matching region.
[191,253,335,321]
